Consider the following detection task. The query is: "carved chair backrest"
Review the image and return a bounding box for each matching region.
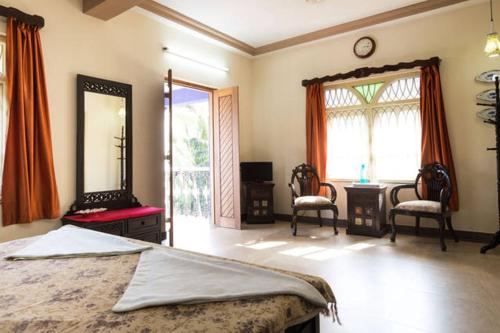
[290,164,320,197]
[415,163,452,203]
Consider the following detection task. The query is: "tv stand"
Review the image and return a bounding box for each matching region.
[244,182,275,224]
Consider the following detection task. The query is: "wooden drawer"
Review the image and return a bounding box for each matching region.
[133,231,161,244]
[250,189,272,199]
[97,221,125,236]
[63,220,125,236]
[127,214,160,234]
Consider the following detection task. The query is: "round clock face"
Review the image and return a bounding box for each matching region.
[354,37,376,58]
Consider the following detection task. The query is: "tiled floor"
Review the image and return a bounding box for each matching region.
[173,220,500,333]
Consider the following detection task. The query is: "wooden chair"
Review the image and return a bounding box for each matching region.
[389,163,459,251]
[288,163,339,236]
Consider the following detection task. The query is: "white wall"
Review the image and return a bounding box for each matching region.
[0,0,253,242]
[251,1,499,233]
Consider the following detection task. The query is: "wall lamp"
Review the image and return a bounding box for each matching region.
[163,47,230,72]
[485,0,500,57]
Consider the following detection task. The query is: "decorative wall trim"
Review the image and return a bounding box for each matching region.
[139,0,469,56]
[254,0,468,55]
[138,0,255,55]
[274,213,494,244]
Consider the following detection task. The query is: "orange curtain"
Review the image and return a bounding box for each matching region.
[420,64,459,211]
[306,83,327,196]
[2,18,60,226]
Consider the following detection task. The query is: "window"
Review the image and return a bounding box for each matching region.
[0,35,6,190]
[325,73,421,182]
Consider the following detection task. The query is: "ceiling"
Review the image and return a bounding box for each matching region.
[155,0,425,47]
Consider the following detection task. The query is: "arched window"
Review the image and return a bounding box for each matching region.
[325,73,421,181]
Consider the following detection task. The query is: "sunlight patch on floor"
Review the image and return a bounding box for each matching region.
[279,246,325,257]
[303,249,350,261]
[277,241,377,261]
[236,241,288,250]
[344,242,376,251]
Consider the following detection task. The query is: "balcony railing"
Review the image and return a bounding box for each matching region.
[170,167,211,219]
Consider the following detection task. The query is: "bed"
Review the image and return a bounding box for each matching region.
[0,235,336,333]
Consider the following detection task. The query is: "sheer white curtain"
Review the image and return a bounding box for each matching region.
[372,104,421,181]
[326,109,369,180]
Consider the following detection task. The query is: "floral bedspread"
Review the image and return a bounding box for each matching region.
[0,237,336,333]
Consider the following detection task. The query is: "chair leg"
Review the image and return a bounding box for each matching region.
[332,207,339,235]
[291,209,298,236]
[390,212,397,242]
[446,216,459,243]
[415,217,420,236]
[437,218,447,252]
[317,210,322,227]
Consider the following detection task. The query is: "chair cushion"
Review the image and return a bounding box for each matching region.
[294,196,332,208]
[395,200,442,213]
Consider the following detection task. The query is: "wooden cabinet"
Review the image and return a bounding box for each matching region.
[62,207,164,244]
[244,182,275,224]
[344,185,388,237]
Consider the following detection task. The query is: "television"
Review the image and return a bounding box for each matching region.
[240,162,273,182]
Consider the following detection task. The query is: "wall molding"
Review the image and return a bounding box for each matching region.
[273,214,494,244]
[138,0,255,55]
[139,0,469,56]
[254,0,468,55]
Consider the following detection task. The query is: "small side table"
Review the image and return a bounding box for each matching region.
[344,185,388,237]
[244,182,275,224]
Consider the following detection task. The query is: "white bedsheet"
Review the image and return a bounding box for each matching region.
[5,225,151,260]
[113,247,328,312]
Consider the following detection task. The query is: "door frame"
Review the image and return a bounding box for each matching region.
[170,78,216,225]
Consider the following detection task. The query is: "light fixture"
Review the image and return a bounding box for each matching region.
[163,47,229,72]
[485,0,500,57]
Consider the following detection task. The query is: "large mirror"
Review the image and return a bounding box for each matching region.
[84,91,126,192]
[71,75,137,212]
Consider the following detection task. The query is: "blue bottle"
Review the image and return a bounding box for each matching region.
[360,164,369,184]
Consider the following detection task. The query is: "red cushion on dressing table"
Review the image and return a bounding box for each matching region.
[64,207,164,223]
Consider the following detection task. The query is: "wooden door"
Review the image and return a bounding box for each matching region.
[213,87,241,229]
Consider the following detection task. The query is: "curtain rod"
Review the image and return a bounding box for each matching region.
[0,6,44,28]
[302,56,440,87]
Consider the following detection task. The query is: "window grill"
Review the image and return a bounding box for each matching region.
[325,88,361,108]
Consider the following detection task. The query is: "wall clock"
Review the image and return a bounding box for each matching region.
[354,36,376,59]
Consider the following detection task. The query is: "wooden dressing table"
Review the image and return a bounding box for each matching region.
[64,75,167,245]
[62,207,164,244]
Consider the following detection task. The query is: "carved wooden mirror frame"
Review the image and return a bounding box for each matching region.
[69,74,139,213]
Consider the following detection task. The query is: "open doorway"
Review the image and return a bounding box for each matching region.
[164,74,241,246]
[165,81,213,228]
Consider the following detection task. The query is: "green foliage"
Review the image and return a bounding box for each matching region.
[170,102,211,218]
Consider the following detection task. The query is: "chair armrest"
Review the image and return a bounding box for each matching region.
[320,182,337,203]
[439,188,451,212]
[288,183,299,206]
[390,184,416,206]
